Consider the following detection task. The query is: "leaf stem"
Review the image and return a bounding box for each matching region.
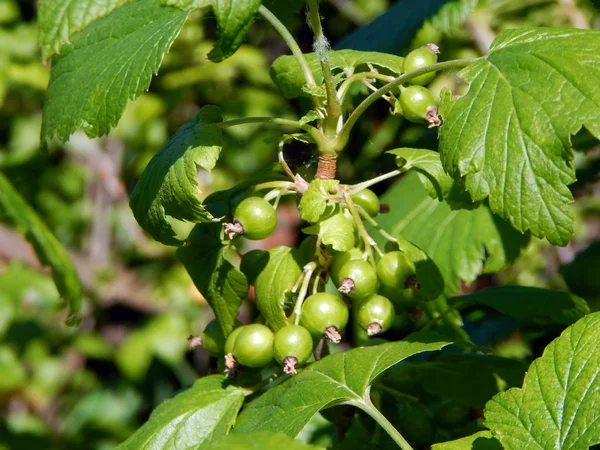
[306,0,343,144]
[346,170,401,195]
[337,71,394,101]
[341,189,376,264]
[352,396,414,450]
[258,5,317,90]
[358,210,398,244]
[293,262,317,325]
[338,58,480,147]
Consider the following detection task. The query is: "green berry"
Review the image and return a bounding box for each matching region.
[226,324,274,368]
[398,85,437,124]
[200,319,226,357]
[338,260,378,299]
[330,248,363,286]
[376,251,416,293]
[350,189,380,217]
[273,325,313,373]
[233,197,277,240]
[405,46,438,85]
[300,293,349,342]
[357,294,395,336]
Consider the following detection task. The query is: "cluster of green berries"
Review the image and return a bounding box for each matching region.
[394,44,441,128]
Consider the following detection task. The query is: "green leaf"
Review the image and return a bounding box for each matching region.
[303,210,355,252]
[299,180,339,223]
[271,50,404,99]
[335,0,448,53]
[560,241,600,299]
[177,226,248,337]
[207,432,324,450]
[432,431,502,450]
[41,0,187,142]
[254,246,303,330]
[439,28,600,246]
[117,375,244,450]
[451,286,589,325]
[163,0,260,62]
[419,354,527,408]
[0,172,82,325]
[429,0,479,35]
[484,312,600,450]
[372,173,527,296]
[234,333,451,436]
[38,0,130,60]
[130,106,223,246]
[388,148,456,201]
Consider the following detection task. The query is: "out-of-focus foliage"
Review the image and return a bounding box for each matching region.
[1,0,599,449]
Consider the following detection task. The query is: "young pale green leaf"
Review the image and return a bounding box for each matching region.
[428,0,479,35]
[484,312,600,450]
[38,0,130,60]
[388,148,456,200]
[254,246,303,330]
[299,180,339,223]
[117,375,244,450]
[451,286,589,325]
[41,0,187,142]
[130,106,223,246]
[439,28,600,246]
[0,173,82,325]
[271,50,404,99]
[163,0,260,62]
[303,210,355,252]
[432,431,502,450]
[419,354,527,408]
[372,173,527,296]
[335,0,447,53]
[177,226,248,337]
[234,333,451,436]
[207,432,324,450]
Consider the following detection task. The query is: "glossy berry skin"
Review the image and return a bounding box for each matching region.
[338,260,378,299]
[398,86,436,124]
[377,251,416,293]
[351,189,380,217]
[300,293,349,337]
[201,319,226,357]
[330,248,363,286]
[357,294,395,335]
[226,324,274,368]
[233,197,277,240]
[273,325,313,364]
[404,46,438,85]
[224,326,244,355]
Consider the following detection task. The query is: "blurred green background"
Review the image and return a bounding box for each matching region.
[1,0,599,448]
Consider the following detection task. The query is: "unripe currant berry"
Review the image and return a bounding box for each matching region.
[398,85,437,125]
[273,325,313,374]
[226,197,277,240]
[225,324,274,369]
[357,294,395,336]
[350,189,380,217]
[329,248,363,286]
[376,251,416,294]
[337,259,378,299]
[200,319,226,357]
[300,292,349,343]
[404,45,439,85]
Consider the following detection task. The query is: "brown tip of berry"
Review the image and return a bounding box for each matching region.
[223,220,244,240]
[379,204,390,214]
[187,335,203,350]
[367,322,383,336]
[324,326,342,344]
[224,353,239,377]
[426,43,440,54]
[405,275,421,290]
[338,278,355,294]
[426,107,442,128]
[282,356,299,375]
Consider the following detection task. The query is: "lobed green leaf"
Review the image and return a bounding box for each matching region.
[0,172,82,325]
[234,333,451,437]
[117,375,244,450]
[439,28,600,245]
[42,0,187,142]
[451,285,589,325]
[271,50,404,99]
[299,180,339,223]
[429,0,479,35]
[130,106,223,246]
[484,312,600,449]
[303,209,355,252]
[432,431,502,450]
